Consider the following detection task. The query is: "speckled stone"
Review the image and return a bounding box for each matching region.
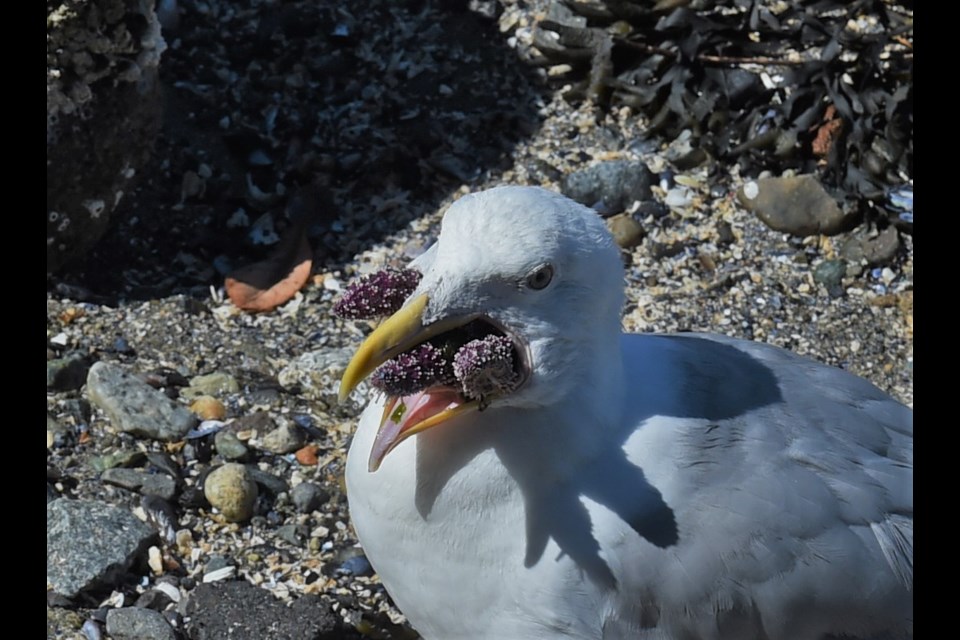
[183,581,343,640]
[86,362,197,442]
[203,464,258,522]
[561,160,654,215]
[47,498,157,598]
[260,421,306,455]
[841,225,901,266]
[105,607,177,640]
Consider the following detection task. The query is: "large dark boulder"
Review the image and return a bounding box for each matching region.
[47,0,166,273]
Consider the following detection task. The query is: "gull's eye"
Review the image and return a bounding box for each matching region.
[525,263,554,290]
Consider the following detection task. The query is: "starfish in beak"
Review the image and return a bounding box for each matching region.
[338,293,528,471]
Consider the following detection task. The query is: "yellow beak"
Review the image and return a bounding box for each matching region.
[338,293,484,470]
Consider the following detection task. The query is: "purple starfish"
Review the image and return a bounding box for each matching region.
[334,267,422,320]
[370,343,454,397]
[453,335,520,402]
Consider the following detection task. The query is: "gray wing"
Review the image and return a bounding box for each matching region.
[615,333,912,639]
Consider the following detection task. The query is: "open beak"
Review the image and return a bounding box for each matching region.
[339,294,482,471]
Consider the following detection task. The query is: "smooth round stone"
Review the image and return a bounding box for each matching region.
[203,464,258,522]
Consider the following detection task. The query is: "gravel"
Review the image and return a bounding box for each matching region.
[46,0,912,638]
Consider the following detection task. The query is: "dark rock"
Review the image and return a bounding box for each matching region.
[48,483,59,503]
[105,607,177,640]
[230,411,276,434]
[141,496,179,544]
[337,553,374,577]
[134,589,174,611]
[278,523,308,546]
[179,486,209,510]
[672,148,710,171]
[46,0,166,272]
[47,498,157,598]
[141,474,178,501]
[184,581,343,640]
[247,467,289,496]
[145,452,182,480]
[292,482,329,514]
[101,468,148,491]
[840,225,901,266]
[48,413,73,448]
[814,259,847,294]
[737,175,852,237]
[47,354,91,391]
[648,240,687,259]
[205,555,235,574]
[716,220,736,245]
[636,200,670,220]
[561,160,654,215]
[86,362,197,441]
[329,548,375,578]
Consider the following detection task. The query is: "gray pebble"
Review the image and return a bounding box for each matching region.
[561,160,654,215]
[47,354,91,391]
[214,429,249,460]
[260,420,305,454]
[134,588,174,611]
[814,259,847,292]
[141,474,178,501]
[86,362,197,442]
[204,555,235,574]
[47,498,157,598]
[337,552,374,577]
[101,468,148,491]
[292,482,329,513]
[105,607,177,640]
[277,523,308,546]
[841,225,900,267]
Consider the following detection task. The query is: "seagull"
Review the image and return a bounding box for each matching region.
[340,186,913,639]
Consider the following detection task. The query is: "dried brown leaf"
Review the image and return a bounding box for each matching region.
[226,222,313,313]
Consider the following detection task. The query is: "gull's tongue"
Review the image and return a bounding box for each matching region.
[369,388,463,471]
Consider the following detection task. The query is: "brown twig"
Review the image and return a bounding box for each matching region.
[893,35,913,49]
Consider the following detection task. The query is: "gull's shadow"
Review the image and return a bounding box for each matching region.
[415,334,785,587]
